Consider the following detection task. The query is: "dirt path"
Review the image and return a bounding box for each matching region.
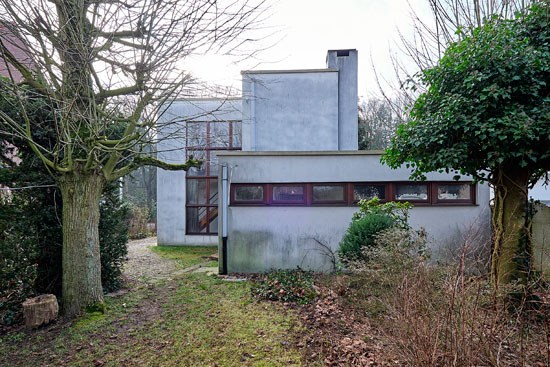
[123,237,179,282]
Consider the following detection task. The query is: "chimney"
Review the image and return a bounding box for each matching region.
[326,49,358,150]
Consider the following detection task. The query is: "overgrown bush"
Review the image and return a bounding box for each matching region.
[251,269,319,304]
[338,213,395,263]
[349,227,431,272]
[330,226,550,366]
[381,254,549,365]
[352,197,413,229]
[338,198,414,265]
[0,218,38,326]
[99,183,131,292]
[0,181,130,324]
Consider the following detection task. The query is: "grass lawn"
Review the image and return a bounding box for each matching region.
[0,247,309,367]
[150,245,217,269]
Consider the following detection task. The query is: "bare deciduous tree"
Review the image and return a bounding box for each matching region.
[0,0,266,315]
[376,0,534,110]
[358,98,403,151]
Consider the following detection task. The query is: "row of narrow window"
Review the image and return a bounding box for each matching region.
[230,182,476,206]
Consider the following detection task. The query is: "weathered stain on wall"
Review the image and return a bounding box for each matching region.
[532,203,550,276]
[219,151,492,273]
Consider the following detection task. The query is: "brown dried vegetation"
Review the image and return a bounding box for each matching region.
[299,228,550,366]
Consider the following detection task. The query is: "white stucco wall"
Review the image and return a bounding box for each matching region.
[327,50,358,150]
[242,70,340,151]
[217,151,491,273]
[156,99,241,246]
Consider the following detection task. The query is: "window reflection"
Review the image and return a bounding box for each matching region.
[313,185,344,202]
[438,184,470,200]
[353,184,385,201]
[234,186,264,201]
[272,186,304,202]
[395,184,428,200]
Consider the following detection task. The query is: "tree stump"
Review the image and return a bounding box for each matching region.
[22,294,59,329]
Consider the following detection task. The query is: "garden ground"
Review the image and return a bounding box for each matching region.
[0,238,310,367]
[2,237,548,366]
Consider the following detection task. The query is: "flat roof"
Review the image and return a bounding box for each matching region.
[216,150,385,157]
[327,48,357,52]
[241,68,338,75]
[170,97,241,102]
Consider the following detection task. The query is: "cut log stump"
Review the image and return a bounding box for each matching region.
[23,294,59,329]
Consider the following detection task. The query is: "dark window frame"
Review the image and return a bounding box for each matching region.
[185,119,241,235]
[351,182,389,203]
[229,182,477,207]
[431,182,477,205]
[311,183,347,205]
[270,184,307,205]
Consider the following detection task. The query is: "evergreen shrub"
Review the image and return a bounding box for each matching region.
[338,213,395,264]
[0,181,130,324]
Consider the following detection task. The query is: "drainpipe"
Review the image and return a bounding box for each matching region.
[250,79,256,151]
[220,165,229,274]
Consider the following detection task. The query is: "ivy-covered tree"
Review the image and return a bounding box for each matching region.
[382,2,550,285]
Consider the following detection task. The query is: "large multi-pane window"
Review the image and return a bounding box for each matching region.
[186,120,241,235]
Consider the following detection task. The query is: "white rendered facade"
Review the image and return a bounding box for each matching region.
[156,49,491,273]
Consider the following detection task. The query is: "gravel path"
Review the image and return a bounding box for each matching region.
[123,237,179,282]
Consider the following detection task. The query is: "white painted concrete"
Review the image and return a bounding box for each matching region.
[327,50,359,150]
[157,99,241,246]
[218,151,491,273]
[157,50,361,245]
[242,70,339,151]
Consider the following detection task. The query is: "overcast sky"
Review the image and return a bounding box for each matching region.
[184,0,429,99]
[183,0,550,199]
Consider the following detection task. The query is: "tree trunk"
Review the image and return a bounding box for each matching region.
[58,171,105,316]
[143,166,154,221]
[491,168,532,285]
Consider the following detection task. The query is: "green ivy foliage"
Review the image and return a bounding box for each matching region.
[383,2,550,183]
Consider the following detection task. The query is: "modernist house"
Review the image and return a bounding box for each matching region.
[157,49,491,274]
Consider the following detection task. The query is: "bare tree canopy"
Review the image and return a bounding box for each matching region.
[375,0,536,112]
[0,0,266,315]
[0,0,266,178]
[358,98,402,151]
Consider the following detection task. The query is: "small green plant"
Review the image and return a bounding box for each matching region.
[2,332,25,343]
[352,197,413,229]
[85,301,106,314]
[339,197,415,265]
[251,269,318,304]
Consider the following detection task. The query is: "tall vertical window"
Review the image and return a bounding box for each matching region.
[186,120,241,234]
